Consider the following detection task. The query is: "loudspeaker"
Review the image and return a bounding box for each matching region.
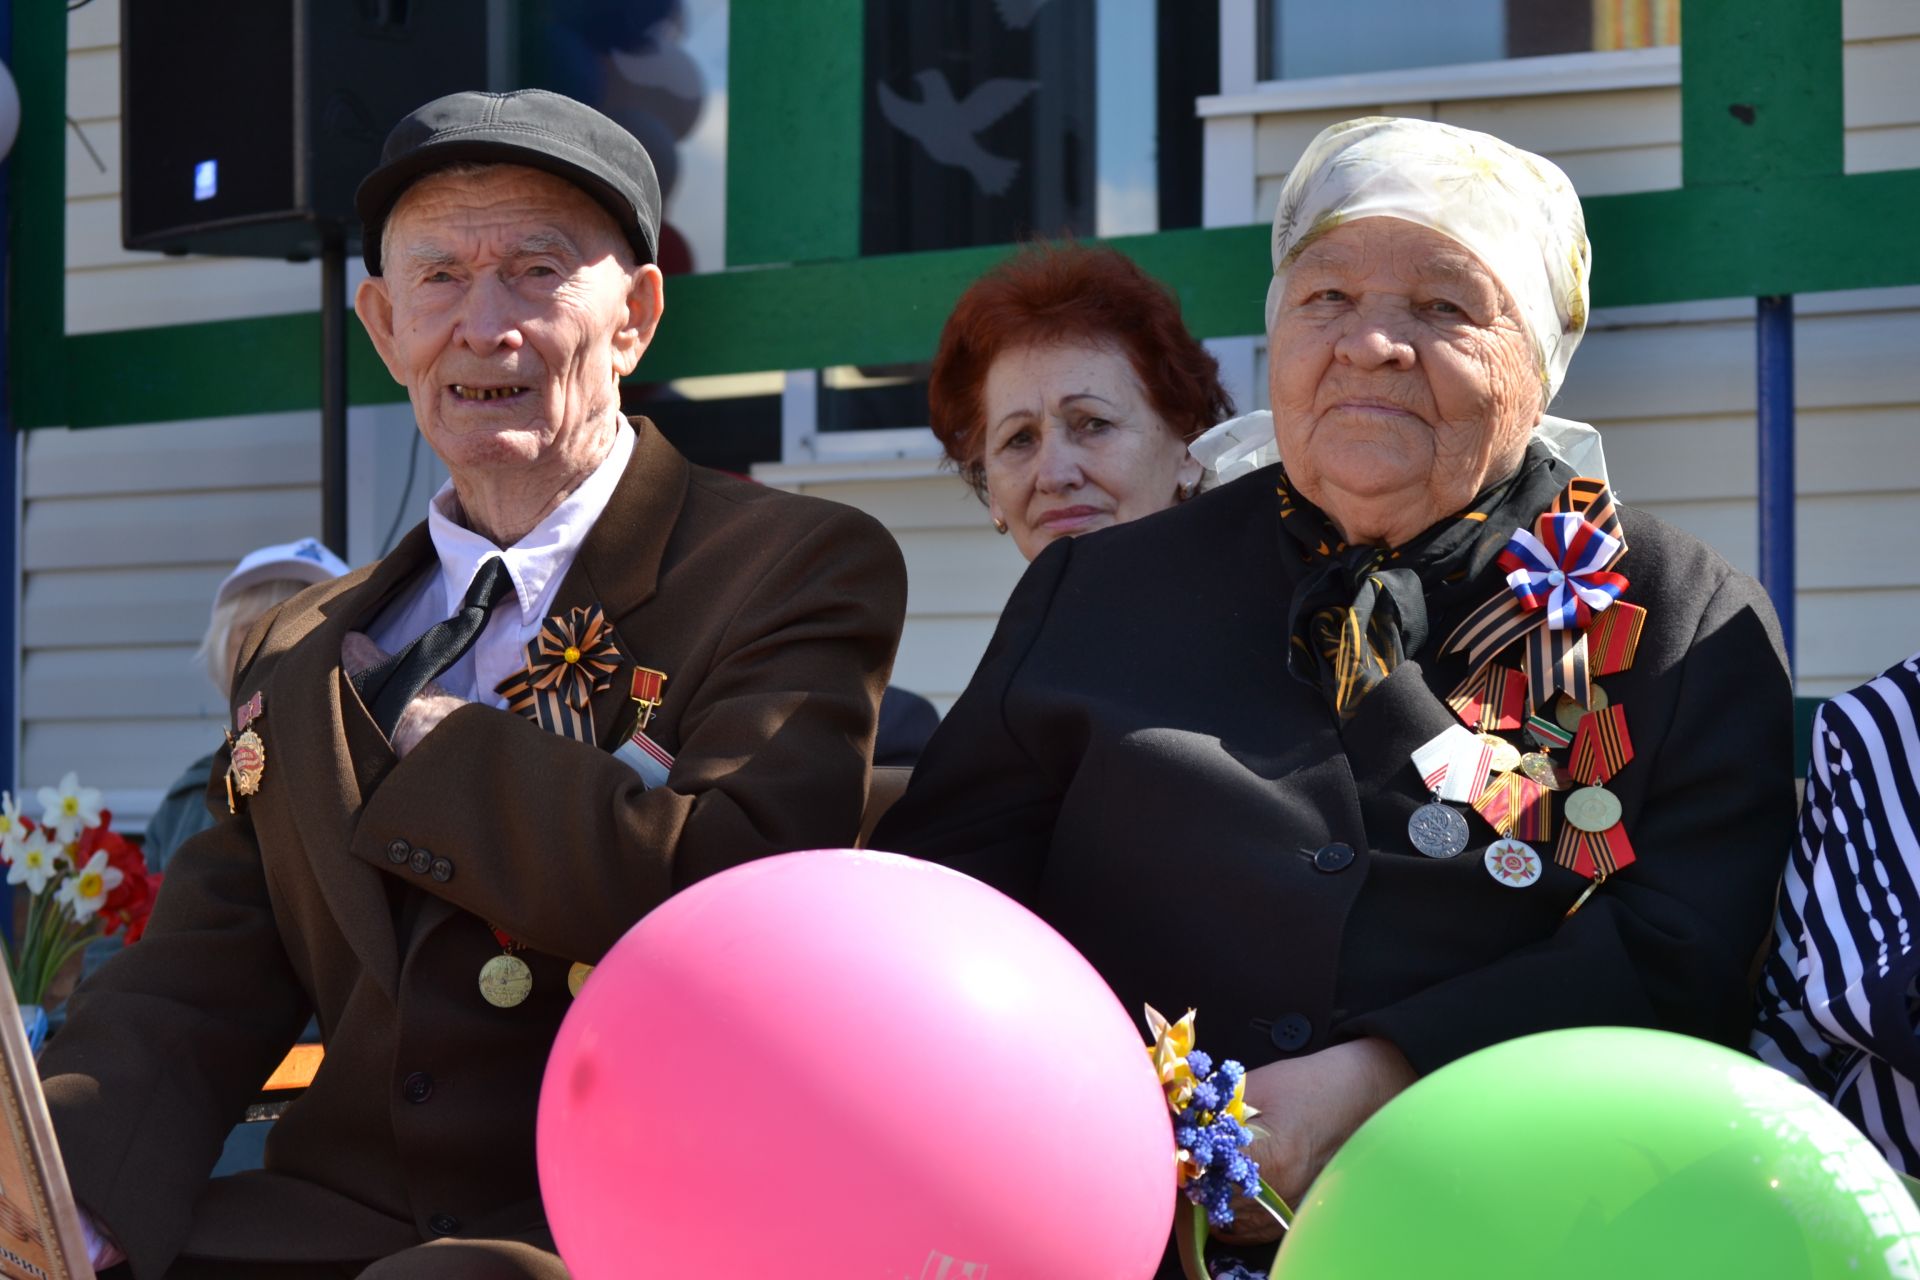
[120,1,489,260]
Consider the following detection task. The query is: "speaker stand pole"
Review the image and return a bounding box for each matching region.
[321,237,350,559]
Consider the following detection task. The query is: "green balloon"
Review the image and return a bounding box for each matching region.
[1275,1028,1920,1280]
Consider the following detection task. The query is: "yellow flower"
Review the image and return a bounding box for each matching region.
[1145,1005,1200,1111]
[1223,1073,1258,1125]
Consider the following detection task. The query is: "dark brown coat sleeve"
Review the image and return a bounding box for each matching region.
[349,505,907,961]
[39,771,312,1278]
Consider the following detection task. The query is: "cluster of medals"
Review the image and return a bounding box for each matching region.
[476,608,671,1009]
[1405,477,1647,915]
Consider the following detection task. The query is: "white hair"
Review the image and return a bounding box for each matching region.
[195,579,310,694]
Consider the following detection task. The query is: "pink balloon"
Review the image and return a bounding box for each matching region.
[538,849,1174,1278]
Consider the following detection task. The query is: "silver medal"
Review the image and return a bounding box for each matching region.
[1408,802,1470,859]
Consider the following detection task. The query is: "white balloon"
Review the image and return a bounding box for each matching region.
[0,60,19,163]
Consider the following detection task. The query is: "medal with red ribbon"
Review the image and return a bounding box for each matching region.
[1473,770,1553,843]
[495,605,623,743]
[1447,663,1527,732]
[1554,703,1636,883]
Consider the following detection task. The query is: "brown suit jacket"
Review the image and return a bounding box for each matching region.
[40,419,907,1278]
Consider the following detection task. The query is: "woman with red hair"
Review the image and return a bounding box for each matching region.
[929,243,1234,562]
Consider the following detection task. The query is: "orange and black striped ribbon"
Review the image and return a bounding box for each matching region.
[1447,663,1527,731]
[493,605,623,744]
[1586,601,1646,677]
[1472,771,1553,842]
[1524,627,1591,713]
[1441,475,1628,701]
[1569,704,1634,785]
[1555,823,1636,880]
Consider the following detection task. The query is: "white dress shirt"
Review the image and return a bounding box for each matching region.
[367,419,635,707]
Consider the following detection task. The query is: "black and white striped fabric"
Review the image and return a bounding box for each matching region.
[1753,650,1920,1170]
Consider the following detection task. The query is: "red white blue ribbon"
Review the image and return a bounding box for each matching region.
[1497,513,1627,630]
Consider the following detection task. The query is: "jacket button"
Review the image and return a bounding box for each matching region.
[386,839,411,865]
[430,857,454,883]
[428,1212,459,1236]
[410,848,432,875]
[402,1072,434,1104]
[1270,1013,1313,1052]
[1312,842,1356,873]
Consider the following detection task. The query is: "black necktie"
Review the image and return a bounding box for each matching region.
[355,556,514,739]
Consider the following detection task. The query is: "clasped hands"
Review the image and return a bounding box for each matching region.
[340,632,467,758]
[1211,1036,1417,1245]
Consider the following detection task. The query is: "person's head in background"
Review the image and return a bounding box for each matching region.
[195,540,351,696]
[928,243,1234,562]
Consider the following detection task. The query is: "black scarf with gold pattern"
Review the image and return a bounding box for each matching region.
[1277,441,1571,718]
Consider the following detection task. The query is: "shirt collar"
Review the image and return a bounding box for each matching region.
[424,417,636,623]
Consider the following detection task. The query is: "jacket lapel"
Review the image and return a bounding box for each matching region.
[523,417,689,752]
[269,524,437,1003]
[408,420,690,956]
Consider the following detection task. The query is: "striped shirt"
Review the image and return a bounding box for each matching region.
[1753,650,1920,1170]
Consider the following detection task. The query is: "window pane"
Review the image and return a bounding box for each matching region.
[518,0,729,273]
[860,0,1194,254]
[1261,0,1679,81]
[862,0,1097,255]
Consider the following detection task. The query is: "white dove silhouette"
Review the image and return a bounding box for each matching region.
[875,69,1039,198]
[993,0,1052,28]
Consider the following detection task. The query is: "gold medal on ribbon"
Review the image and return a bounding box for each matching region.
[629,667,668,732]
[1553,683,1608,734]
[479,953,533,1008]
[1477,733,1522,776]
[1563,785,1623,833]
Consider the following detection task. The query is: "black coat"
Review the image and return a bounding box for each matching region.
[874,464,1795,1083]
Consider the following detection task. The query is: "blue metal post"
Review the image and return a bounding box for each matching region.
[1756,295,1796,672]
[0,0,17,950]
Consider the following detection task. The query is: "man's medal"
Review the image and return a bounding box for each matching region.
[226,690,268,810]
[479,925,533,1009]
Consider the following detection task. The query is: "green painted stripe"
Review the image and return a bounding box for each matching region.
[725,0,864,266]
[39,167,1920,431]
[1681,0,1843,185]
[1583,169,1920,305]
[9,0,69,429]
[60,310,396,429]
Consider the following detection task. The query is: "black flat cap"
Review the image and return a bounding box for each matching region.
[355,88,661,276]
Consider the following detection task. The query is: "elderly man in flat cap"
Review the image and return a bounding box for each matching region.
[40,89,906,1279]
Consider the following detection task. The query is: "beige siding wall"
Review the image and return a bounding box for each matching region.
[1561,287,1920,698]
[20,416,321,819]
[29,4,438,821]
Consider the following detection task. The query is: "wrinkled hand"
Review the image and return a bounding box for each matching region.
[1212,1037,1417,1244]
[340,631,465,759]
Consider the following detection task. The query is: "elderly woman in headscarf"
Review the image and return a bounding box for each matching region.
[874,117,1794,1263]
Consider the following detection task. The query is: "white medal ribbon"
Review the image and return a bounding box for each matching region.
[1411,724,1495,804]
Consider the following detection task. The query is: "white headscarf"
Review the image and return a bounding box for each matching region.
[1266,116,1591,397]
[1195,116,1606,490]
